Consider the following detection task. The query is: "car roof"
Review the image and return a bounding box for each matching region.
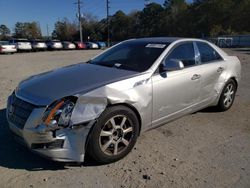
[132,37,182,44]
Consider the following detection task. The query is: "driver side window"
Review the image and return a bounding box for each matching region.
[166,42,196,68]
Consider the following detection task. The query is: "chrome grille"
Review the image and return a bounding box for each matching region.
[8,94,37,129]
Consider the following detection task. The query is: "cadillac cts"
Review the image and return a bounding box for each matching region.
[6,38,241,164]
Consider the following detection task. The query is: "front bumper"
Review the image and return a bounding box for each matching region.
[6,95,92,162]
[33,46,47,49]
[52,45,63,49]
[17,46,32,50]
[0,49,17,53]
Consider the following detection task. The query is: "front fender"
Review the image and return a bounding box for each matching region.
[70,96,108,126]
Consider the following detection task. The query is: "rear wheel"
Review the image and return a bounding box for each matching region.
[216,79,237,111]
[87,105,139,164]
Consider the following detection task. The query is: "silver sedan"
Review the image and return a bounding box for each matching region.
[6,37,241,164]
[0,41,17,54]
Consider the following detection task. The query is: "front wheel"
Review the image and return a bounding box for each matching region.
[87,105,139,164]
[216,79,237,111]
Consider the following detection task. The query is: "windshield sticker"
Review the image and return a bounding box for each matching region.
[146,44,166,48]
[114,63,122,67]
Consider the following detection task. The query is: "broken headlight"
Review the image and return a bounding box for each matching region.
[43,99,75,128]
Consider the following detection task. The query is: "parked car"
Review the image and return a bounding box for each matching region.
[84,42,99,49]
[46,40,63,50]
[30,39,47,51]
[9,38,32,51]
[95,41,107,49]
[0,41,17,54]
[74,41,87,49]
[62,41,76,50]
[6,37,241,164]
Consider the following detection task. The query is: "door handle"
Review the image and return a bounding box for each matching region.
[191,74,201,80]
[217,67,224,73]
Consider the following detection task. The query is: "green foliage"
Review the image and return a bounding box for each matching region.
[13,22,42,39]
[0,24,10,40]
[81,13,103,41]
[8,0,250,41]
[52,18,78,41]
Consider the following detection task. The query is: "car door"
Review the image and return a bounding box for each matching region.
[151,42,202,127]
[195,41,228,103]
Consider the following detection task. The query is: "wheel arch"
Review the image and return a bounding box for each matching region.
[84,102,142,158]
[229,76,238,91]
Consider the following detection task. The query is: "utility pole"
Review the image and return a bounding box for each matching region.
[46,24,49,38]
[37,22,42,38]
[106,0,110,47]
[75,0,83,43]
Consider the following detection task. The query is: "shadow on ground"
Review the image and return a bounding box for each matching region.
[232,48,250,53]
[0,108,110,171]
[0,108,68,171]
[198,106,221,113]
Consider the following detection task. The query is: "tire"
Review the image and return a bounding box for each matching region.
[216,79,237,111]
[87,105,139,164]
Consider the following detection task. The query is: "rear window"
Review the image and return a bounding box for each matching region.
[17,40,28,42]
[35,40,44,42]
[196,42,222,63]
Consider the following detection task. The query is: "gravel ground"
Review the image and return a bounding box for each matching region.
[0,49,249,188]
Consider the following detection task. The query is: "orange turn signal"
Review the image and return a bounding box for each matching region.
[44,100,64,125]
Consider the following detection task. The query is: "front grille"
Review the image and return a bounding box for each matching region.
[31,139,65,149]
[8,94,37,129]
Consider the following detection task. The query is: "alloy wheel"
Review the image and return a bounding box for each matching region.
[99,115,133,156]
[223,83,235,108]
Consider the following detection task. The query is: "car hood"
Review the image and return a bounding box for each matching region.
[16,63,138,106]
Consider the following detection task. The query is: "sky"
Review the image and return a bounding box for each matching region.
[0,0,191,36]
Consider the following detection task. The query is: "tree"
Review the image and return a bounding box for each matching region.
[231,0,250,33]
[14,22,42,39]
[53,18,78,41]
[109,11,131,41]
[48,0,250,41]
[81,13,103,41]
[138,3,164,37]
[0,24,10,39]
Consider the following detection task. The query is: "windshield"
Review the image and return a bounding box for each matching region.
[17,39,29,42]
[89,41,169,72]
[34,40,44,42]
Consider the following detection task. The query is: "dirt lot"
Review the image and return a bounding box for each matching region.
[0,49,249,188]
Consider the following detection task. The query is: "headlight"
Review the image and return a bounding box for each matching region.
[43,99,75,128]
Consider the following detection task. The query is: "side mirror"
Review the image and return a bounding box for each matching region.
[160,59,184,72]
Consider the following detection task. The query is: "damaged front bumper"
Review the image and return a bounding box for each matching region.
[6,94,106,162]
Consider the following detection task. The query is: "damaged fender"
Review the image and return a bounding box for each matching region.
[70,96,108,126]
